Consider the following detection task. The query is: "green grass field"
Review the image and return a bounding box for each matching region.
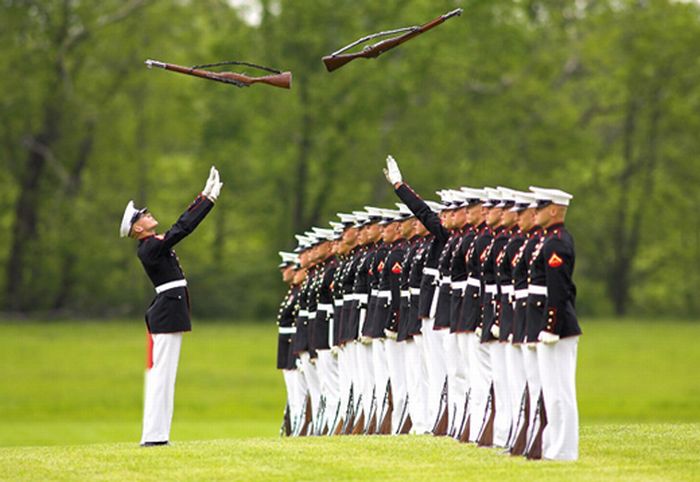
[1,320,699,480]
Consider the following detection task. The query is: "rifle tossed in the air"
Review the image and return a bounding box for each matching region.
[145,59,292,89]
[322,8,463,73]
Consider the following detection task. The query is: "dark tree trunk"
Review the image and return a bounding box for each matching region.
[52,119,96,311]
[292,84,311,234]
[4,96,62,311]
[608,96,637,316]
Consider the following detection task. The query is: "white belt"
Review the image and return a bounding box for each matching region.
[308,311,317,319]
[409,287,421,296]
[155,279,187,294]
[279,326,296,335]
[378,290,391,298]
[318,303,333,312]
[466,277,480,288]
[347,293,368,302]
[439,276,452,285]
[501,285,514,295]
[529,285,548,296]
[400,290,410,298]
[515,289,529,299]
[423,267,439,277]
[452,280,468,290]
[334,299,344,307]
[370,289,379,297]
[299,310,309,317]
[484,284,498,295]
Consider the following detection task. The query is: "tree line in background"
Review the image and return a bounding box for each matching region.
[1,0,699,320]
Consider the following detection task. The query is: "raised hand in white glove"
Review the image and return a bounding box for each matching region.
[383,155,403,186]
[490,324,500,339]
[538,331,560,345]
[202,166,224,202]
[384,329,398,340]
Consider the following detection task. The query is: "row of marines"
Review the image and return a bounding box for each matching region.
[275,156,581,461]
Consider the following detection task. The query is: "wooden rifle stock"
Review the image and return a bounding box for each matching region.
[218,71,292,89]
[145,59,292,89]
[322,8,462,72]
[322,55,356,73]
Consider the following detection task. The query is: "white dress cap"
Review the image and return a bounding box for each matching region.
[312,227,336,240]
[436,190,453,205]
[460,187,486,203]
[424,200,445,213]
[448,189,468,207]
[395,203,413,217]
[119,200,146,238]
[364,206,385,219]
[482,187,501,207]
[278,251,299,267]
[529,186,573,206]
[295,234,312,247]
[380,208,402,221]
[495,186,516,208]
[329,221,344,231]
[337,213,357,225]
[509,191,537,212]
[352,211,371,226]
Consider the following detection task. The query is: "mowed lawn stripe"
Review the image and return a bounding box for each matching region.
[1,424,699,481]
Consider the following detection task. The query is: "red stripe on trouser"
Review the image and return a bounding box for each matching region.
[146,331,154,369]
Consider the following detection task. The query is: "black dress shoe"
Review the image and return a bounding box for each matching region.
[140,441,170,447]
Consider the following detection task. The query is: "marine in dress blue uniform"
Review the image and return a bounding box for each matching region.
[120,166,222,446]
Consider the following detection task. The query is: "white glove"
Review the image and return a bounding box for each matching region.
[383,155,403,185]
[490,324,500,339]
[360,335,373,345]
[384,329,398,340]
[507,334,513,343]
[475,326,482,338]
[202,166,223,202]
[330,346,340,357]
[538,331,560,344]
[295,357,303,373]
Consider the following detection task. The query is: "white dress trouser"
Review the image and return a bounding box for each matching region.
[421,318,447,427]
[521,344,542,448]
[283,368,308,435]
[384,338,407,433]
[468,335,491,441]
[505,343,527,446]
[490,342,510,447]
[454,332,472,436]
[371,338,390,430]
[316,349,340,431]
[405,336,429,433]
[337,344,352,426]
[141,332,183,444]
[299,351,321,430]
[356,340,375,419]
[443,333,467,435]
[537,336,579,461]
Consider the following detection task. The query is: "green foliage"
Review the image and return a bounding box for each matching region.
[0,1,699,317]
